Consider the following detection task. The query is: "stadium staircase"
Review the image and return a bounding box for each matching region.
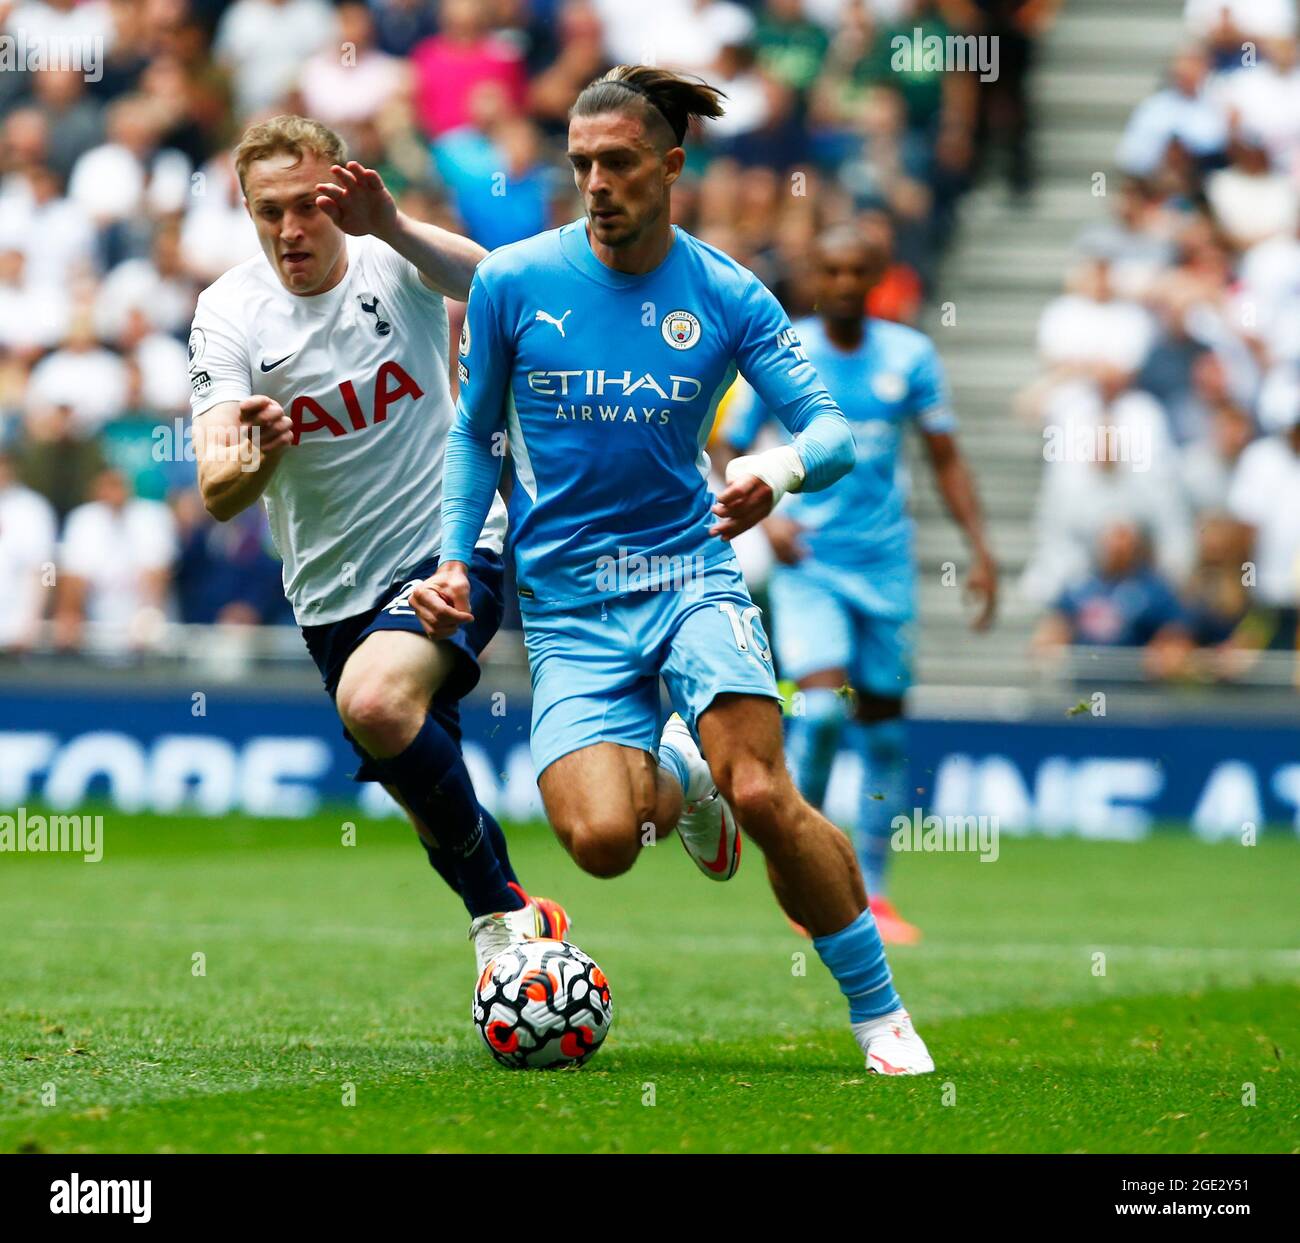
[911,0,1186,699]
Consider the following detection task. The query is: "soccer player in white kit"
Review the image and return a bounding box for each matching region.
[188,116,569,976]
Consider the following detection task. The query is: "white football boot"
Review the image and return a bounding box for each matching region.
[660,712,741,881]
[470,905,541,977]
[470,883,572,976]
[852,1010,936,1076]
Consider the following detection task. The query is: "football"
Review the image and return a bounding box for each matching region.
[473,939,613,1070]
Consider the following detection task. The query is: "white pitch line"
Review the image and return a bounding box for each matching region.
[19,918,1300,968]
[906,942,1300,966]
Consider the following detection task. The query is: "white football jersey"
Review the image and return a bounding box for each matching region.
[188,233,507,625]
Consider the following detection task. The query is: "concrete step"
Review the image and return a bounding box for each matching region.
[919,348,1041,388]
[912,480,1037,520]
[1036,131,1126,176]
[938,257,1070,296]
[955,215,1093,251]
[917,531,1035,570]
[928,313,1041,349]
[946,373,1037,405]
[1036,68,1163,111]
[958,179,1123,227]
[1045,12,1183,59]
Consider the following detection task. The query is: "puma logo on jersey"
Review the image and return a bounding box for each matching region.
[358,294,391,336]
[535,309,572,337]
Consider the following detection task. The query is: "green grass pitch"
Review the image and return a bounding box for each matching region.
[1,812,1296,1153]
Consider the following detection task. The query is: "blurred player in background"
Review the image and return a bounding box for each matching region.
[416,67,935,1075]
[187,116,569,980]
[719,226,997,943]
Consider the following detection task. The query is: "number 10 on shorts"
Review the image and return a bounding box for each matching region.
[717,602,771,661]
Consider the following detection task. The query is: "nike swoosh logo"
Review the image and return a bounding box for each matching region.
[260,353,294,372]
[702,806,736,873]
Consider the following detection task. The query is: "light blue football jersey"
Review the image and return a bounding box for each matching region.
[724,316,956,570]
[440,221,854,611]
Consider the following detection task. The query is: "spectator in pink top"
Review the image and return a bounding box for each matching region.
[410,0,528,139]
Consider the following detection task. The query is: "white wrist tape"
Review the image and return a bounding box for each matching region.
[725,444,806,507]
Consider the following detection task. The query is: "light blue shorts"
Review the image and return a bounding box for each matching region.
[522,557,780,777]
[767,559,916,698]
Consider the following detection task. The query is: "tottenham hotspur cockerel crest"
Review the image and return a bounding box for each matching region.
[358,293,392,336]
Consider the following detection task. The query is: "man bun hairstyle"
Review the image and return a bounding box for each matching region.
[571,65,726,150]
[233,114,347,193]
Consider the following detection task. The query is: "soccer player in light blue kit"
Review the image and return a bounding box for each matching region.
[721,227,998,944]
[413,66,935,1075]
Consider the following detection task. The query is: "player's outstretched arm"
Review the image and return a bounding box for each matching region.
[413,271,511,636]
[195,398,294,522]
[315,161,485,300]
[921,428,998,630]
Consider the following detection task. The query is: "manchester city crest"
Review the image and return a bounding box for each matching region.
[661,309,701,350]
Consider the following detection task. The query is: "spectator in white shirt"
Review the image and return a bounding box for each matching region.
[592,0,755,74]
[66,94,192,229]
[1117,46,1227,176]
[1185,0,1296,45]
[0,163,97,289]
[26,309,128,433]
[31,65,105,184]
[1037,251,1157,378]
[1205,132,1299,250]
[1180,398,1255,513]
[1208,38,1300,174]
[0,246,70,357]
[214,0,338,117]
[1228,377,1300,608]
[1235,225,1300,361]
[54,466,176,651]
[6,0,115,49]
[179,152,259,284]
[298,3,407,127]
[94,220,197,344]
[1022,379,1193,605]
[0,446,57,651]
[131,329,191,414]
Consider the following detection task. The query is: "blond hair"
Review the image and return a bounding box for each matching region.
[233,115,347,193]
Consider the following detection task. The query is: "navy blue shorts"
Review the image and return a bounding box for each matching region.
[300,549,505,781]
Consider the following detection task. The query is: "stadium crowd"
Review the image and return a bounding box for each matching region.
[7,0,1296,685]
[0,0,1046,655]
[1023,0,1300,681]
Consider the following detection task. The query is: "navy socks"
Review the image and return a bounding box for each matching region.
[374,715,523,918]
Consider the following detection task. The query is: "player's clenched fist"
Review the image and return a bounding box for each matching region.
[239,395,295,459]
[411,561,475,639]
